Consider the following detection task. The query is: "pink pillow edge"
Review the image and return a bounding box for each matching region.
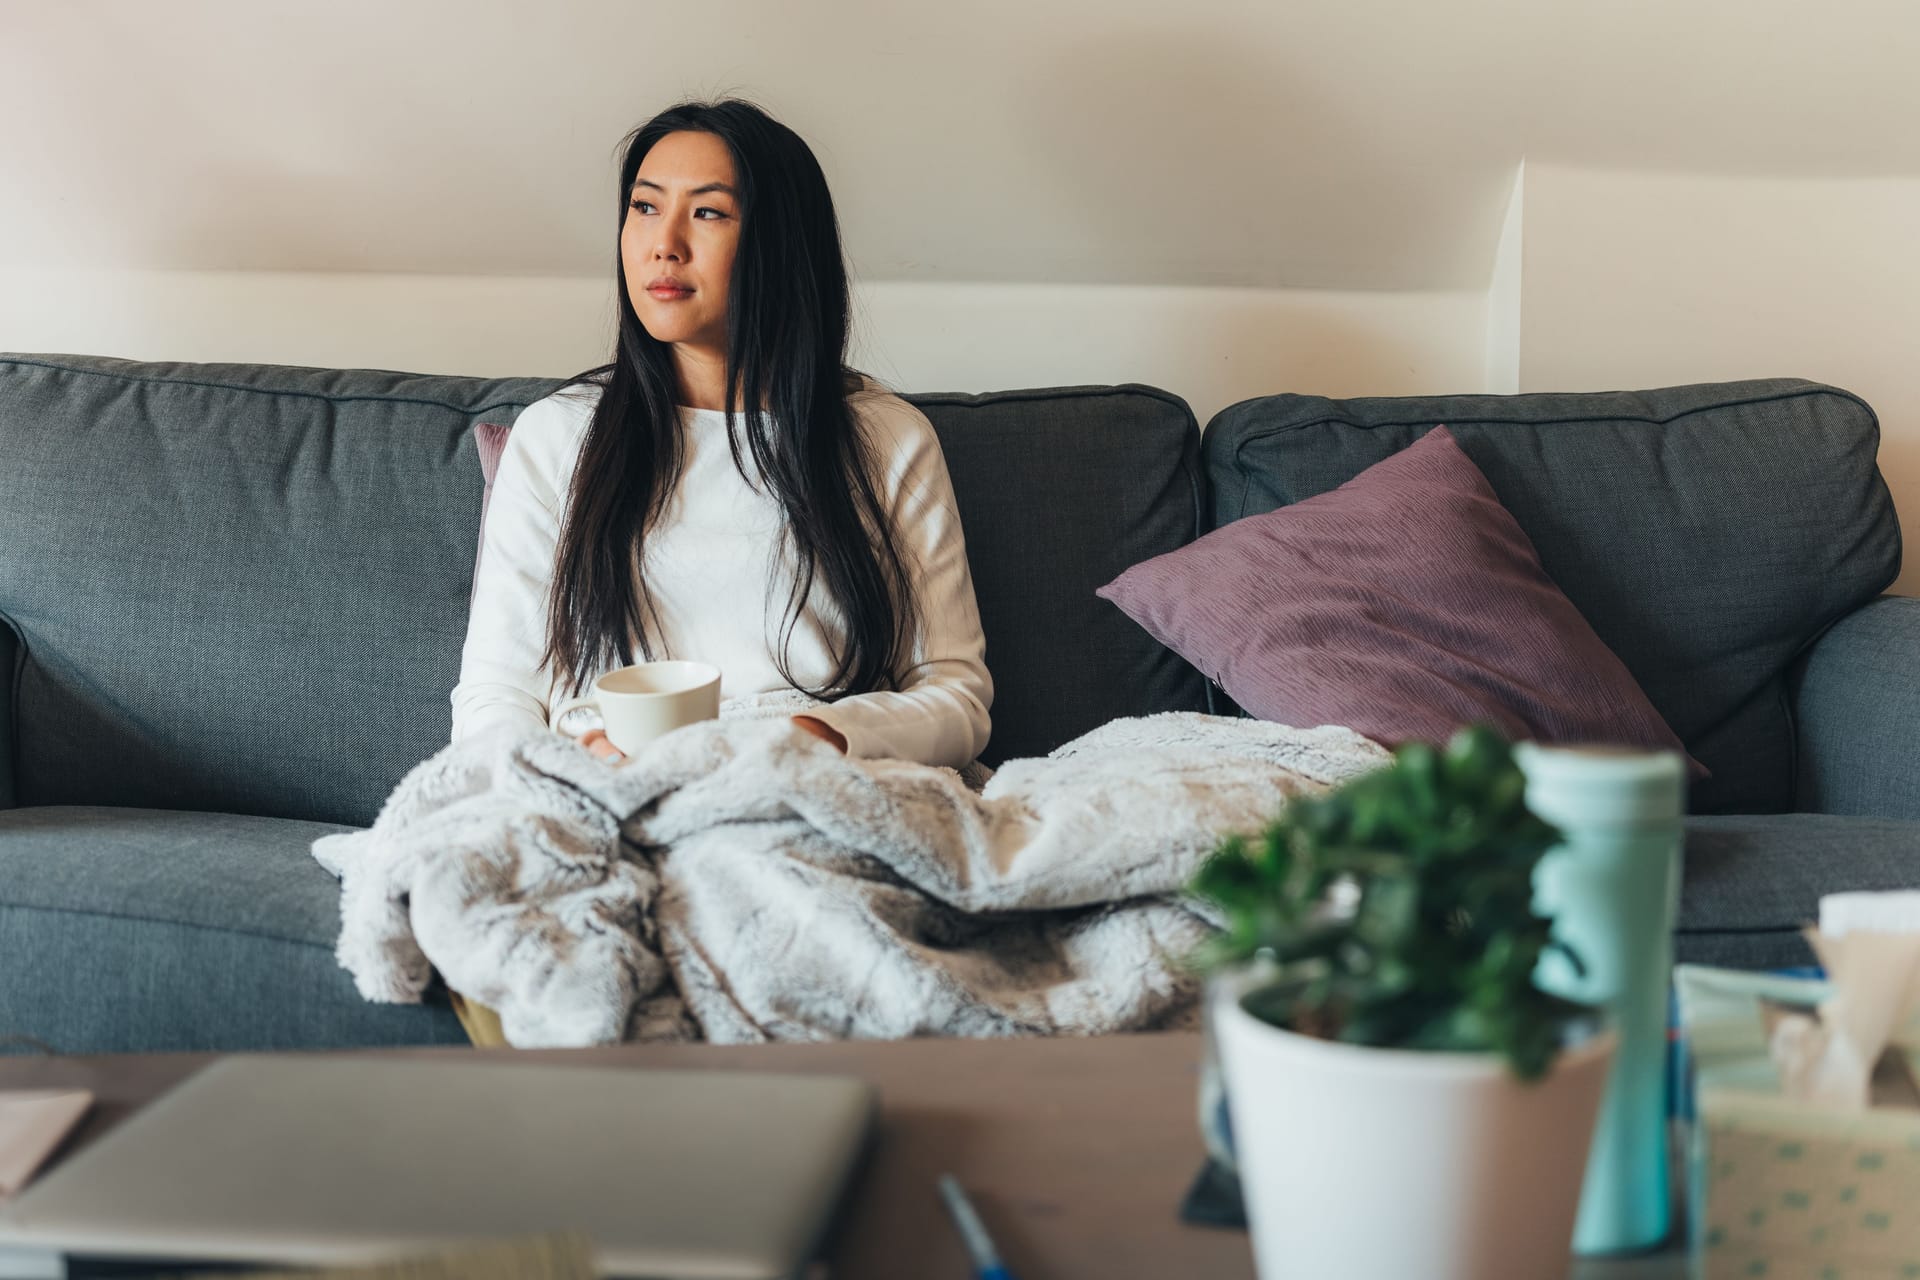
[469,421,512,604]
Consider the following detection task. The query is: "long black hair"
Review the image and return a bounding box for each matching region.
[542,98,917,700]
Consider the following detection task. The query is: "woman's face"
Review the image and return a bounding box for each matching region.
[621,130,740,354]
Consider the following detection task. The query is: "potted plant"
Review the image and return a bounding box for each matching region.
[1192,725,1617,1280]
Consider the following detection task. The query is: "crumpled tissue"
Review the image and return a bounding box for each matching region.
[1767,891,1920,1109]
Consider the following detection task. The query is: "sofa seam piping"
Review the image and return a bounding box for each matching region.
[1219,384,1874,509]
[1,356,557,420]
[907,383,1190,418]
[1,898,336,952]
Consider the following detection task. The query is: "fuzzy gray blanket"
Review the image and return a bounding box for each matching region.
[312,710,1388,1048]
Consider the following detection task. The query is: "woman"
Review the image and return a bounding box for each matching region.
[452,99,992,769]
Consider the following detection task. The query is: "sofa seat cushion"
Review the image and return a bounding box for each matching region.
[10,806,1895,1054]
[0,806,466,1055]
[1679,813,1919,970]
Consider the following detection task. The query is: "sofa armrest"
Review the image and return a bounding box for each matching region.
[1789,595,1920,818]
[0,613,15,810]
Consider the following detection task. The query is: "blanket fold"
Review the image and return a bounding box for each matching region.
[313,711,1387,1048]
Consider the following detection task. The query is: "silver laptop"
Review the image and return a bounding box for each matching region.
[0,1054,873,1279]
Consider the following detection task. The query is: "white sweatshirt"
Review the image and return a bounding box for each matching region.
[450,380,994,769]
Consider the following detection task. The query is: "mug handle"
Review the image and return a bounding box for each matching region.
[549,694,601,739]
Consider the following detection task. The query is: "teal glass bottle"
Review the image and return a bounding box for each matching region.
[1518,744,1685,1255]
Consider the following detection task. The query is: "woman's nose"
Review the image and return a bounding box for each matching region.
[653,226,687,262]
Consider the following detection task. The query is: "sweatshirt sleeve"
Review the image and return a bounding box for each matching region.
[449,392,586,742]
[801,397,995,769]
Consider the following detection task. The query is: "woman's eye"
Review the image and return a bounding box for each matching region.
[627,200,727,220]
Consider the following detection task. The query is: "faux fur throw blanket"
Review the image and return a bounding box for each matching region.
[312,705,1388,1048]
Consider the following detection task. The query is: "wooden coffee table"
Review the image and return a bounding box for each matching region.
[0,1032,1683,1278]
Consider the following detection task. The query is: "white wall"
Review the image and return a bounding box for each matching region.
[1482,164,1525,395]
[0,268,619,382]
[14,0,1920,292]
[0,269,1488,428]
[1518,164,1920,595]
[854,285,1487,422]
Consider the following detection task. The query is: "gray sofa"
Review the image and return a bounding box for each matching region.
[1,355,1912,1056]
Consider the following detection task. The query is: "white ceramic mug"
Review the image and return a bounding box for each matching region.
[552,660,721,755]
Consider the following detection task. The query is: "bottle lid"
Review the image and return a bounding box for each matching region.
[1514,742,1685,828]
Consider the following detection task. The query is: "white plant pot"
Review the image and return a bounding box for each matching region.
[1214,984,1617,1280]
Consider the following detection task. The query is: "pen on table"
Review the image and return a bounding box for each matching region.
[938,1173,1020,1280]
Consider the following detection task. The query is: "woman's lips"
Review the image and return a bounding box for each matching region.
[647,286,693,300]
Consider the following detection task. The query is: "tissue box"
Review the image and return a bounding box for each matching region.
[1676,965,1920,1279]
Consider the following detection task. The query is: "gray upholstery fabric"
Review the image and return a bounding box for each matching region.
[0,354,563,826]
[0,806,468,1055]
[1205,381,1900,815]
[1677,813,1920,970]
[1790,596,1920,820]
[910,386,1210,763]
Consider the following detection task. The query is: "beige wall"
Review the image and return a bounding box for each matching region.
[1483,164,1526,395]
[1517,164,1920,595]
[0,268,619,383]
[12,0,1920,292]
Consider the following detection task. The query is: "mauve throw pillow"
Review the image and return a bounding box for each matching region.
[1098,426,1698,766]
[470,421,512,601]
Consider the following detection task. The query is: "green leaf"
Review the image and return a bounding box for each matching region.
[1186,723,1589,1078]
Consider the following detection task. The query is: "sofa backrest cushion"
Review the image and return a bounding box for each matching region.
[912,386,1211,765]
[0,357,1208,824]
[1203,379,1900,815]
[0,354,564,826]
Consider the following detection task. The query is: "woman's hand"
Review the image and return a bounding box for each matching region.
[792,715,849,754]
[578,728,627,764]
